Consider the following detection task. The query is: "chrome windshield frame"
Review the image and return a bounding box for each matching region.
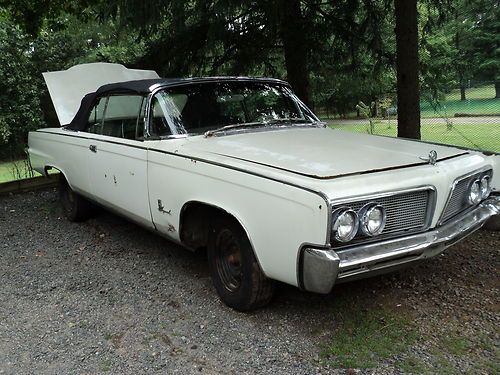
[144,80,320,139]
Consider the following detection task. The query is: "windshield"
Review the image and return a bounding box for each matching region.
[150,81,318,136]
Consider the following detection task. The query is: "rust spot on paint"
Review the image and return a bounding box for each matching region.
[157,199,172,215]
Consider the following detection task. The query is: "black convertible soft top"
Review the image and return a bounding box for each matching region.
[67,77,289,131]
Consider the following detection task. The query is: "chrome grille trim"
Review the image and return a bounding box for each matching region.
[439,167,493,224]
[329,186,436,247]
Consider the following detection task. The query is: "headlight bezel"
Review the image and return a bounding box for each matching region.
[331,207,359,243]
[479,175,491,200]
[468,178,482,205]
[359,203,387,237]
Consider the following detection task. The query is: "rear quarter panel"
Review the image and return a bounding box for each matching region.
[28,129,92,196]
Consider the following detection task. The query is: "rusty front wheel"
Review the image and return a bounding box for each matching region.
[208,216,274,311]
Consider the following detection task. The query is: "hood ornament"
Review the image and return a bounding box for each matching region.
[420,150,438,165]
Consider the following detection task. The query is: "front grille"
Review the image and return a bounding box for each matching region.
[440,169,492,223]
[331,188,433,246]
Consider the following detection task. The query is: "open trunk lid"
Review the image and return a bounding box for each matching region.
[43,63,159,126]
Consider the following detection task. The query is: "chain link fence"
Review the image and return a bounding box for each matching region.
[322,82,500,153]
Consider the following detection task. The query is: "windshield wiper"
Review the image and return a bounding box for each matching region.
[264,119,327,128]
[204,122,264,137]
[204,119,325,137]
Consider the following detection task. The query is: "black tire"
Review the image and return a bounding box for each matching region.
[208,216,274,311]
[59,176,92,222]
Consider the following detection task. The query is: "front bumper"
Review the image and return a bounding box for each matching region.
[300,196,500,294]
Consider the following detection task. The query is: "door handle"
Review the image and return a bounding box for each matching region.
[89,145,97,153]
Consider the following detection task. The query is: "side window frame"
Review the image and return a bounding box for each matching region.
[86,96,109,134]
[96,94,147,141]
[135,96,147,141]
[146,90,192,139]
[143,92,154,139]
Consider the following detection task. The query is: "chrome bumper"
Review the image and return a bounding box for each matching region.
[300,196,500,294]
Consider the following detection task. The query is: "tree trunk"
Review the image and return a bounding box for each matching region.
[395,0,420,139]
[460,85,466,101]
[278,0,310,105]
[496,81,500,99]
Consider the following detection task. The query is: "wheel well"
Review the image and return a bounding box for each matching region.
[44,165,65,181]
[179,201,239,250]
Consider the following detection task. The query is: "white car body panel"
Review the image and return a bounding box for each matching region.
[147,142,327,285]
[28,128,92,194]
[28,125,499,287]
[186,127,465,178]
[43,63,159,126]
[87,135,154,229]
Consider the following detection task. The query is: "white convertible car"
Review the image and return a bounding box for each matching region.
[28,63,499,310]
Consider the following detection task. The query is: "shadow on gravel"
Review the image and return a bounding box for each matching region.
[1,190,498,374]
[91,207,404,310]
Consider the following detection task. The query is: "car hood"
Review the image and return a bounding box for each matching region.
[181,127,468,179]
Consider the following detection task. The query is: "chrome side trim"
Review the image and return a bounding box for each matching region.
[328,185,436,207]
[300,196,499,294]
[437,165,493,225]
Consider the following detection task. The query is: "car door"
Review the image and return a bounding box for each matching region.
[86,94,154,229]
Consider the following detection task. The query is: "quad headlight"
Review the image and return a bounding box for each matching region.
[359,204,386,236]
[479,175,491,199]
[468,179,482,205]
[332,208,359,242]
[332,203,388,243]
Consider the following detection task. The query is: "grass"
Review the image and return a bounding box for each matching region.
[0,159,59,183]
[324,307,418,369]
[443,85,495,101]
[322,295,498,373]
[396,329,496,375]
[329,122,500,153]
[0,160,34,183]
[421,84,499,118]
[100,359,112,372]
[320,84,499,119]
[420,98,499,118]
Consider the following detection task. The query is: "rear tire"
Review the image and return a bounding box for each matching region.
[208,216,274,311]
[59,177,92,222]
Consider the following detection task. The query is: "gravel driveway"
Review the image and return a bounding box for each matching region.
[0,189,498,374]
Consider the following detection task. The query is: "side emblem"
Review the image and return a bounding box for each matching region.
[420,150,438,165]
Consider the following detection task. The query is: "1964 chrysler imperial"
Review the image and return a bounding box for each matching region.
[28,63,499,310]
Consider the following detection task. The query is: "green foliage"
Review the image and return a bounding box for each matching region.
[0,0,497,158]
[0,11,144,158]
[0,21,44,156]
[468,0,499,83]
[420,0,500,102]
